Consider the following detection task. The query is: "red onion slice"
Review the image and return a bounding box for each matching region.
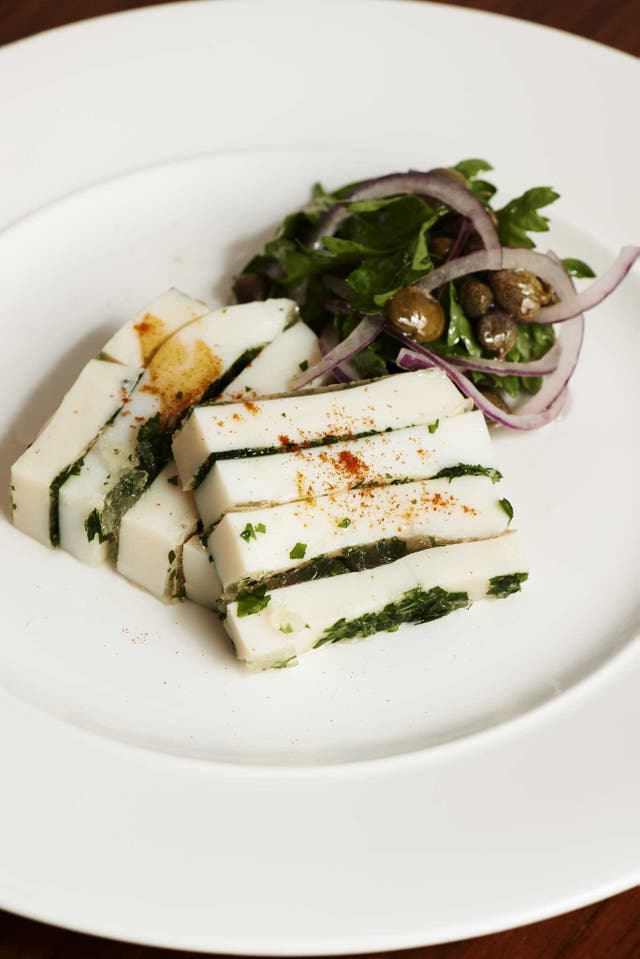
[309,171,501,267]
[447,341,561,377]
[290,314,385,389]
[536,245,639,323]
[515,255,584,417]
[417,250,505,292]
[395,343,567,429]
[394,252,584,429]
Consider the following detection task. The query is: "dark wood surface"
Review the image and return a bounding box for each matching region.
[1,0,638,956]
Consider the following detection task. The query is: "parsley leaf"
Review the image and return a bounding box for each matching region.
[447,282,481,357]
[454,158,497,205]
[236,585,271,618]
[240,523,256,542]
[434,464,503,484]
[289,542,307,560]
[496,187,560,249]
[499,498,514,522]
[562,258,595,278]
[488,572,528,598]
[316,585,470,647]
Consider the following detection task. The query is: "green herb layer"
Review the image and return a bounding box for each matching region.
[433,464,503,484]
[487,572,528,598]
[315,586,470,648]
[226,537,409,604]
[49,457,84,546]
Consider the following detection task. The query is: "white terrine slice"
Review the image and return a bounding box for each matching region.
[182,535,222,610]
[220,321,323,399]
[195,409,494,529]
[58,299,295,565]
[10,359,141,548]
[225,533,526,670]
[210,474,512,594]
[101,288,209,367]
[172,369,470,490]
[117,322,320,600]
[116,463,199,601]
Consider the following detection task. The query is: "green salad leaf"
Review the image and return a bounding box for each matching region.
[562,258,596,278]
[237,161,593,403]
[496,186,560,248]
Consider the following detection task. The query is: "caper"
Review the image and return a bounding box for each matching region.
[538,277,559,306]
[233,272,268,304]
[476,310,518,358]
[386,286,446,344]
[489,269,544,322]
[464,232,483,253]
[458,278,492,318]
[439,213,464,238]
[479,388,511,415]
[429,235,454,259]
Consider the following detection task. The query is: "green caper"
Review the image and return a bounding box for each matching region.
[464,232,483,253]
[386,286,446,344]
[429,235,454,259]
[479,388,511,414]
[539,277,559,306]
[458,278,492,318]
[439,213,464,238]
[489,269,544,322]
[476,310,518,358]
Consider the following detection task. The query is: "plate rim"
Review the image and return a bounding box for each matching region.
[1,0,638,951]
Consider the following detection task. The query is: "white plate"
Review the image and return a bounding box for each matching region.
[0,1,638,951]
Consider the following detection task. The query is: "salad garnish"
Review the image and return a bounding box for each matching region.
[235,161,638,429]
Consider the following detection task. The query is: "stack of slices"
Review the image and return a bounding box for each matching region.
[172,360,527,671]
[11,288,527,672]
[11,289,316,583]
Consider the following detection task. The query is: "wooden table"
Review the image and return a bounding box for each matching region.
[1,1,638,956]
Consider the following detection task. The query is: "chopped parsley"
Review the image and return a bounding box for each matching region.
[499,498,514,522]
[487,572,528,598]
[49,456,85,546]
[85,508,106,544]
[289,542,307,560]
[240,522,266,541]
[299,359,309,371]
[135,413,171,478]
[337,517,351,528]
[279,623,293,634]
[167,475,179,486]
[315,585,470,647]
[87,469,149,544]
[428,419,439,434]
[236,585,271,617]
[271,656,296,669]
[168,550,176,564]
[434,464,503,484]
